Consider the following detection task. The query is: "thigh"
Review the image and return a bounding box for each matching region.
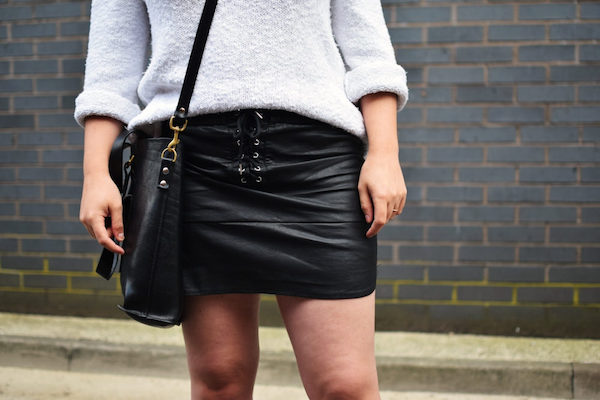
[276,291,379,398]
[181,294,261,382]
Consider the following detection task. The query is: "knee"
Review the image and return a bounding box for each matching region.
[189,358,257,400]
[314,371,379,400]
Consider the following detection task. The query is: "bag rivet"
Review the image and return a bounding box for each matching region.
[162,167,170,175]
[159,180,168,188]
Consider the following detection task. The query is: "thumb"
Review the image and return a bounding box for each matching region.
[358,184,373,223]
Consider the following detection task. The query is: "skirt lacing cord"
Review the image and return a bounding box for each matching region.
[233,110,265,184]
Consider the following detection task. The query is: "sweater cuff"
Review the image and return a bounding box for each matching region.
[74,89,142,128]
[344,62,409,112]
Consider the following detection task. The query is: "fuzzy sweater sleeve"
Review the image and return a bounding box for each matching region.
[331,0,408,111]
[73,0,150,128]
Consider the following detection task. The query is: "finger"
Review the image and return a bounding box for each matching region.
[109,201,125,242]
[358,183,373,223]
[366,196,387,238]
[91,215,124,254]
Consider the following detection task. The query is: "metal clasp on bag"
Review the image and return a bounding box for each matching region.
[161,111,188,162]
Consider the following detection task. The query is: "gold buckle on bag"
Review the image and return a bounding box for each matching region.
[161,114,188,162]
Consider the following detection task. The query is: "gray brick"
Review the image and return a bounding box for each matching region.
[14,60,58,74]
[375,283,394,299]
[488,146,545,163]
[398,147,422,162]
[405,68,423,84]
[1,256,43,270]
[0,61,9,75]
[48,256,93,272]
[66,168,83,182]
[550,227,600,243]
[583,127,600,142]
[22,239,66,253]
[550,24,600,41]
[456,46,513,63]
[582,248,600,263]
[428,26,484,43]
[457,5,512,21]
[519,4,575,20]
[388,27,422,44]
[521,126,578,143]
[398,128,453,143]
[24,274,67,289]
[403,167,453,182]
[459,167,515,182]
[12,23,55,38]
[378,245,393,261]
[489,25,546,42]
[427,146,483,162]
[70,239,101,253]
[60,21,89,36]
[580,86,600,103]
[0,43,33,57]
[0,97,8,110]
[459,127,516,142]
[46,220,87,235]
[580,288,600,304]
[39,113,79,128]
[581,45,600,62]
[488,226,545,243]
[406,88,452,104]
[517,86,574,103]
[520,167,576,183]
[429,67,484,85]
[0,185,40,200]
[582,168,600,183]
[400,206,454,222]
[549,147,600,163]
[0,114,34,129]
[45,185,82,200]
[429,266,484,281]
[396,284,453,300]
[0,132,14,146]
[71,276,116,291]
[377,264,423,280]
[582,208,600,223]
[20,203,63,217]
[42,149,83,163]
[488,186,545,203]
[14,96,59,110]
[519,45,574,62]
[518,287,572,304]
[34,2,82,18]
[0,273,19,287]
[62,58,85,73]
[488,107,544,124]
[519,206,576,222]
[62,95,77,109]
[427,186,483,202]
[430,305,485,321]
[19,167,63,181]
[398,245,453,261]
[396,107,422,123]
[551,67,599,82]
[458,206,514,222]
[520,247,577,263]
[428,226,482,242]
[17,132,62,146]
[0,6,32,20]
[581,3,600,19]
[37,78,81,92]
[459,245,515,262]
[378,225,423,241]
[550,187,600,203]
[0,79,32,92]
[427,107,483,123]
[0,26,5,40]
[457,87,513,103]
[489,266,545,283]
[396,48,450,64]
[0,150,38,164]
[552,107,600,123]
[0,203,15,216]
[0,168,15,181]
[489,67,546,83]
[37,41,83,56]
[458,286,512,301]
[397,7,450,22]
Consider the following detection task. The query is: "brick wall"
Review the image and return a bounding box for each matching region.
[0,0,599,337]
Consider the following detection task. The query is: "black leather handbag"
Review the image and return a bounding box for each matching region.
[95,0,219,328]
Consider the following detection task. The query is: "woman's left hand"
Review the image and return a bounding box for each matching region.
[357,151,407,238]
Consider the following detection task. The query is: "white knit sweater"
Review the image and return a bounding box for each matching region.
[74,0,408,142]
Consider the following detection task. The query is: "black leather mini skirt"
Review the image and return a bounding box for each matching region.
[176,108,377,299]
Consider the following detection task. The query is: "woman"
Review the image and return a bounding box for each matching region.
[77,1,408,399]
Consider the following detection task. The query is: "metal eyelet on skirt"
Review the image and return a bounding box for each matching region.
[252,152,259,158]
[255,176,262,183]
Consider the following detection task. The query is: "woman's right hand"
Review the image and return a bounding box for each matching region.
[80,173,125,255]
[79,115,126,255]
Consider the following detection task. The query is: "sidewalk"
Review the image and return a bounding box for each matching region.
[0,312,599,399]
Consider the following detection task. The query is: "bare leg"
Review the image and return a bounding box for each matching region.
[276,290,380,400]
[181,293,261,400]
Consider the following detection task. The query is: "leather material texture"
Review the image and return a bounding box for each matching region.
[179,109,378,299]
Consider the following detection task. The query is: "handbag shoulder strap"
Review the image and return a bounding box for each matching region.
[172,0,219,128]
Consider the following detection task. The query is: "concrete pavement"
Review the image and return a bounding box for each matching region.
[0,312,599,399]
